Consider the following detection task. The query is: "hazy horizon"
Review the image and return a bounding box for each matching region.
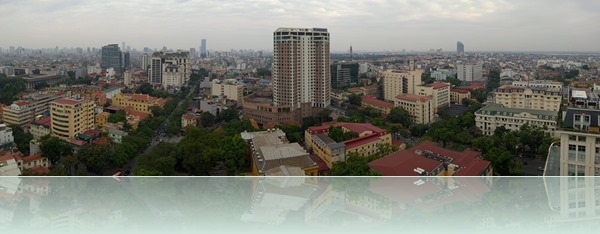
[1,0,599,53]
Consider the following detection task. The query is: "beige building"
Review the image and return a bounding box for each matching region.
[29,116,52,140]
[50,99,95,139]
[211,79,244,103]
[383,70,423,101]
[494,85,561,112]
[450,88,471,104]
[95,112,110,128]
[417,82,450,112]
[394,94,434,124]
[181,113,197,128]
[111,93,165,114]
[475,103,558,136]
[557,108,600,176]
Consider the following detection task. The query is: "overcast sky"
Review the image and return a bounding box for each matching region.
[0,0,598,52]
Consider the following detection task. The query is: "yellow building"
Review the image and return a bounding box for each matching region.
[241,129,318,176]
[450,88,471,104]
[383,70,423,101]
[494,85,561,112]
[394,94,434,124]
[50,98,95,139]
[111,93,165,114]
[95,112,110,128]
[181,113,197,128]
[304,122,392,169]
[417,82,450,112]
[361,95,394,114]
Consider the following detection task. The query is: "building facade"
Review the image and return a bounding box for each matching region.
[494,85,561,112]
[361,95,394,114]
[331,61,359,89]
[0,124,14,146]
[475,103,558,136]
[273,27,330,112]
[383,70,423,102]
[450,88,471,104]
[557,108,600,176]
[211,79,244,103]
[456,62,482,82]
[394,94,434,124]
[101,44,122,73]
[417,82,450,112]
[111,93,165,114]
[50,99,95,139]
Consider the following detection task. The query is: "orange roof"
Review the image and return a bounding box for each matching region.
[53,98,86,105]
[451,88,470,94]
[22,153,43,163]
[69,139,88,146]
[424,82,450,89]
[396,93,432,102]
[183,113,196,120]
[34,116,52,127]
[0,154,18,162]
[15,101,30,106]
[30,166,50,175]
[92,137,110,145]
[361,95,393,108]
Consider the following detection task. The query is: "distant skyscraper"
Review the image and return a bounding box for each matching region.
[122,42,126,51]
[149,57,162,83]
[200,39,207,58]
[141,54,150,70]
[123,52,131,68]
[101,44,122,73]
[457,62,483,82]
[190,48,196,58]
[331,61,359,89]
[457,41,464,55]
[273,27,330,112]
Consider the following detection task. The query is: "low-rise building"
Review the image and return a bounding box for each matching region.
[95,112,110,128]
[111,93,166,114]
[383,70,423,101]
[0,154,21,176]
[417,82,450,112]
[369,141,493,176]
[241,129,318,176]
[0,124,14,146]
[450,88,471,104]
[211,79,244,103]
[494,85,561,112]
[556,108,600,176]
[394,94,434,124]
[181,113,197,128]
[361,95,393,114]
[305,122,392,169]
[512,80,563,90]
[108,128,128,144]
[29,116,52,140]
[475,103,558,136]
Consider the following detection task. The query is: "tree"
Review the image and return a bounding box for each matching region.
[200,112,216,128]
[34,82,49,90]
[328,126,359,142]
[219,108,239,122]
[317,109,332,122]
[277,124,303,143]
[107,110,127,123]
[8,125,33,155]
[136,82,154,94]
[39,135,72,165]
[67,71,75,79]
[0,76,26,104]
[348,93,362,106]
[301,116,322,130]
[409,124,429,137]
[77,145,112,175]
[484,147,523,175]
[387,107,413,128]
[256,68,271,77]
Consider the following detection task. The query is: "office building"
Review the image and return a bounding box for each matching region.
[494,85,561,112]
[457,62,483,82]
[122,52,130,68]
[149,57,162,83]
[123,69,132,88]
[141,53,150,70]
[50,99,95,139]
[361,94,394,114]
[111,93,166,114]
[557,108,600,176]
[200,39,207,58]
[475,103,558,136]
[383,70,423,102]
[101,44,122,73]
[148,51,191,89]
[417,82,450,112]
[190,48,196,58]
[2,92,66,127]
[450,88,471,104]
[331,61,359,89]
[211,79,244,103]
[457,41,464,55]
[431,69,457,81]
[394,94,434,124]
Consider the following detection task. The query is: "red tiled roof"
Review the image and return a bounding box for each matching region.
[308,153,330,172]
[396,94,432,102]
[307,122,387,135]
[362,95,394,108]
[183,113,196,120]
[369,141,488,176]
[34,116,52,127]
[92,137,110,145]
[15,101,30,106]
[83,129,101,137]
[424,82,450,89]
[391,139,405,147]
[343,134,382,150]
[107,106,122,111]
[22,153,43,163]
[30,166,50,175]
[450,88,470,94]
[0,154,18,162]
[53,99,85,105]
[69,139,87,146]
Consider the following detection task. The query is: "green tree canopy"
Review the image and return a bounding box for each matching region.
[39,135,73,165]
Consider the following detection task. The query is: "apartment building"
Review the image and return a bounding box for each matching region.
[417,82,450,112]
[512,80,563,90]
[383,70,423,101]
[305,122,392,169]
[456,62,483,82]
[475,103,558,136]
[0,124,14,146]
[494,85,561,112]
[557,108,600,176]
[50,99,95,139]
[394,94,434,124]
[29,116,51,140]
[111,93,165,114]
[211,79,244,103]
[2,92,66,127]
[450,88,471,104]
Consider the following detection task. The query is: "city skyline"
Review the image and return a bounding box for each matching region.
[0,0,599,52]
